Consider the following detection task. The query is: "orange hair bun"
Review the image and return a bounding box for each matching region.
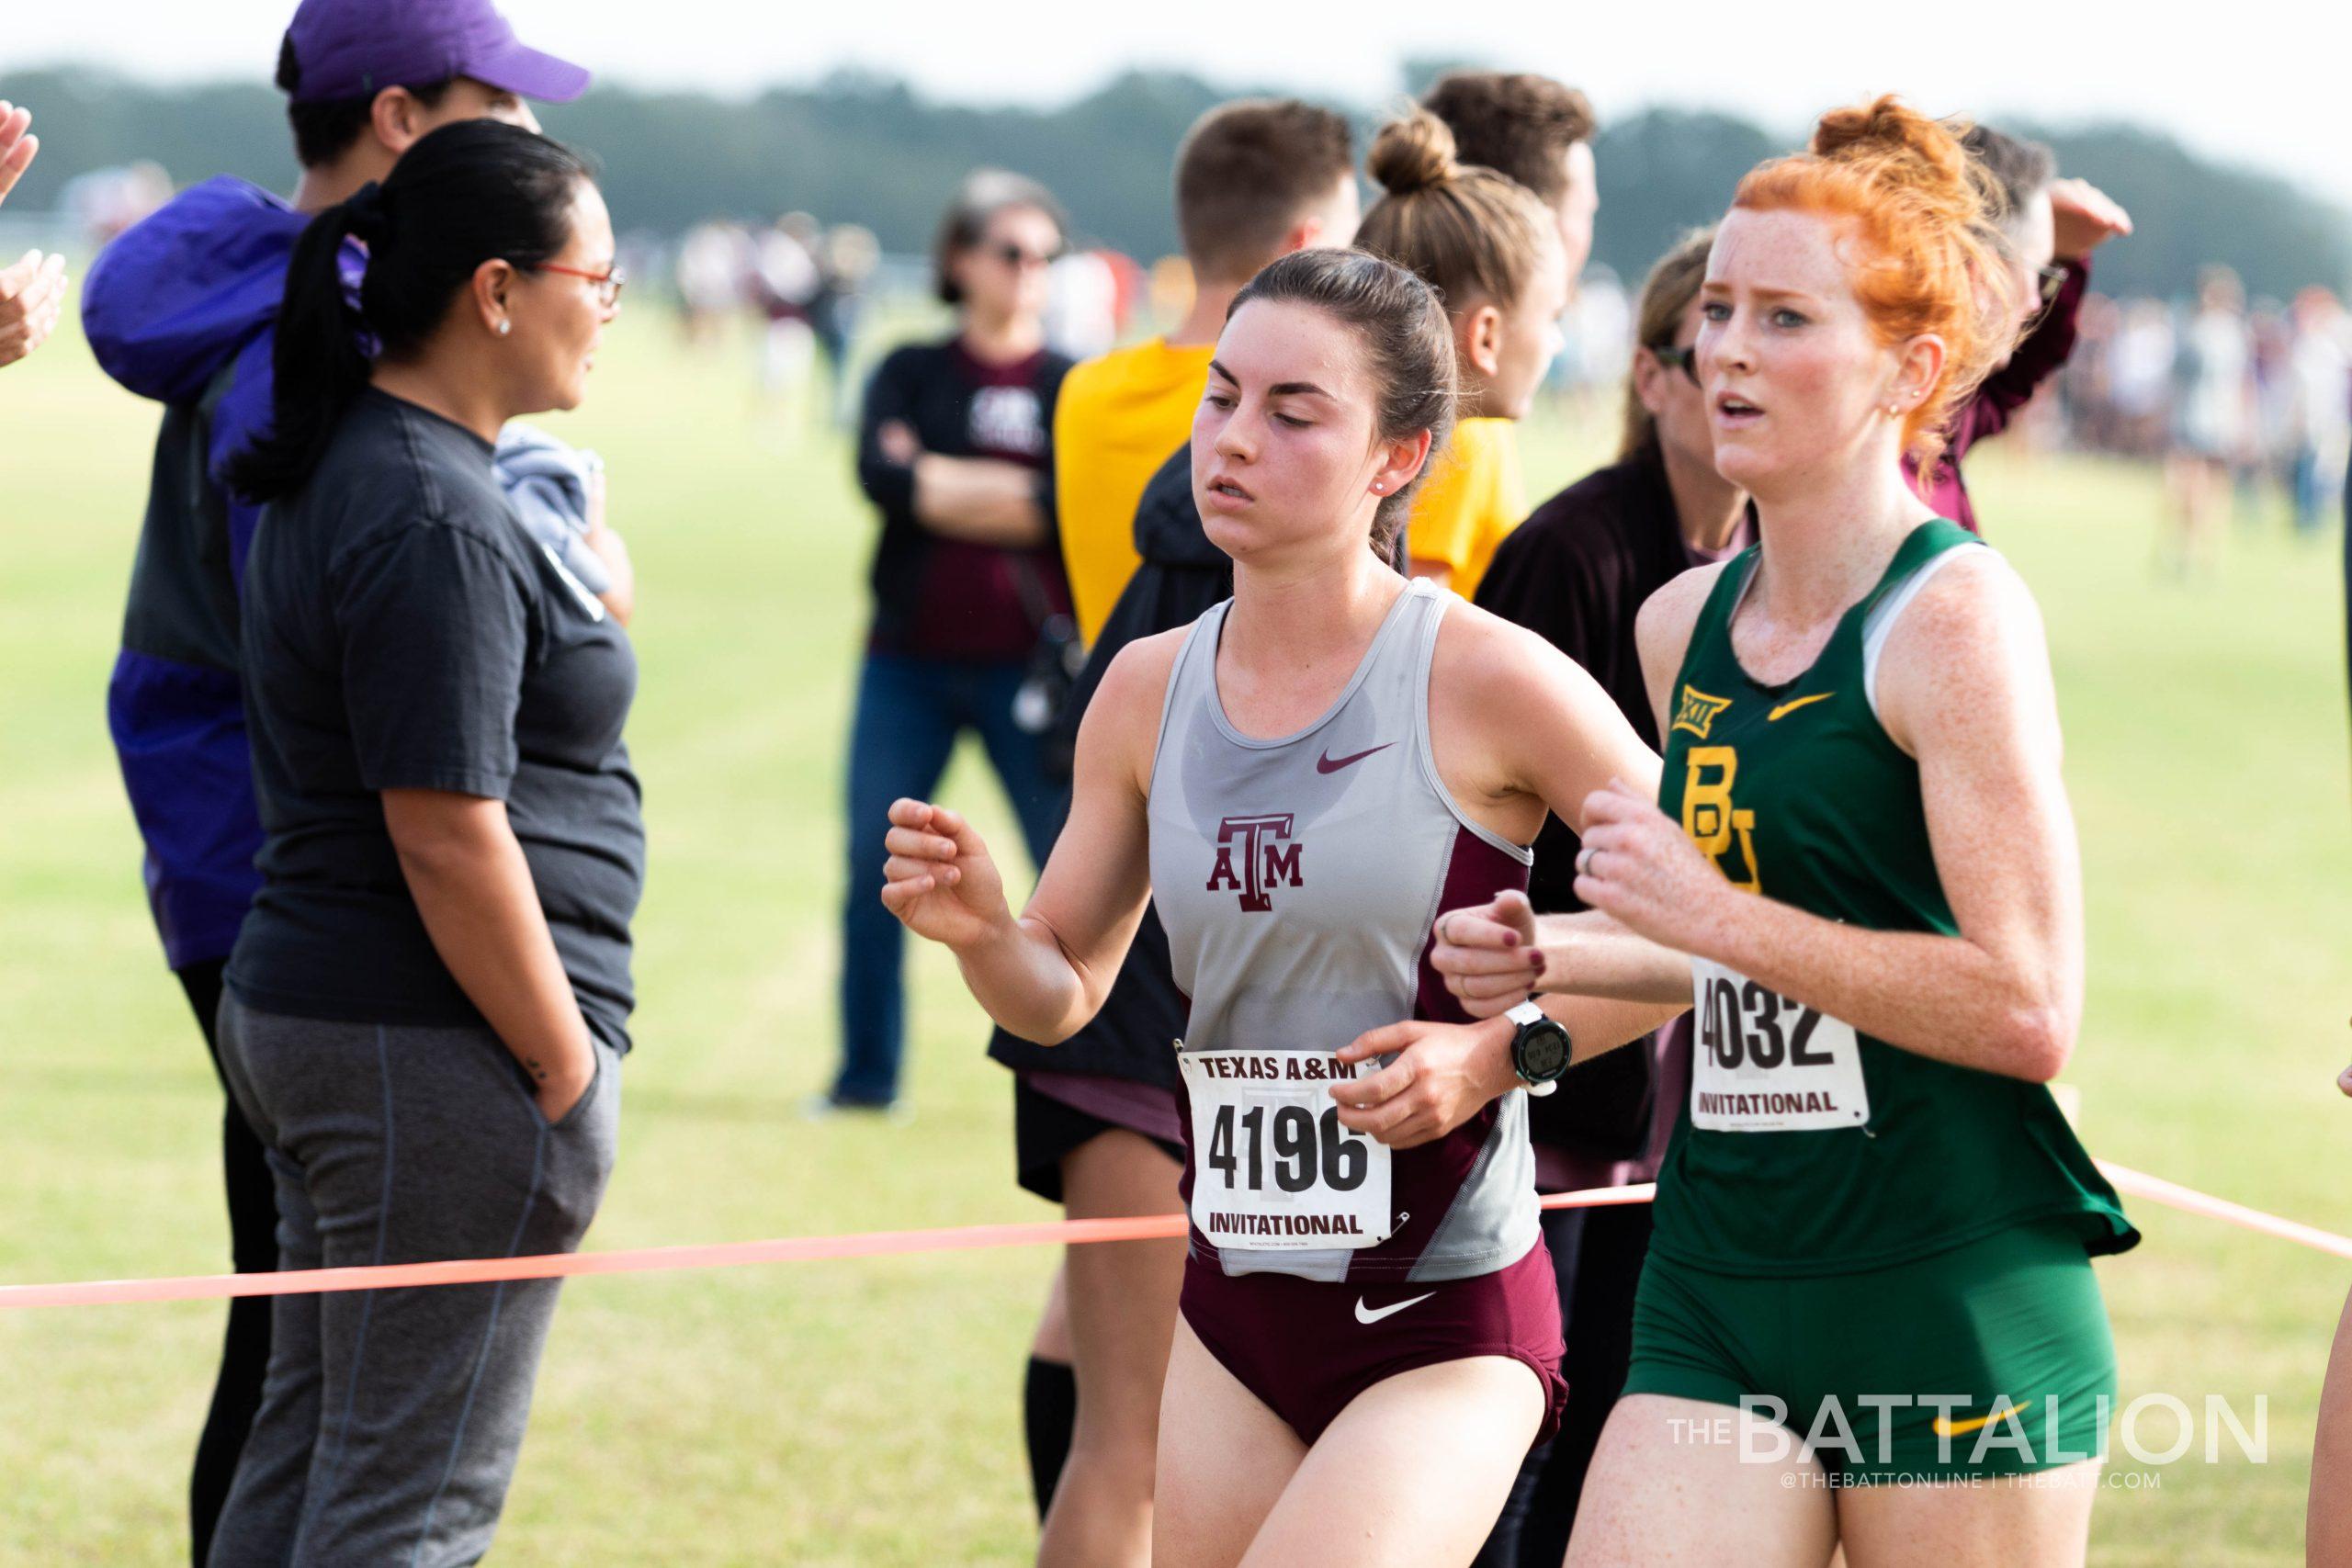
[1734,95,2016,479]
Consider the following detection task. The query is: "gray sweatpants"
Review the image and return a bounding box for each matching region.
[209,991,620,1568]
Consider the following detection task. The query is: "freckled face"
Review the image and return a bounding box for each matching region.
[1695,206,1906,496]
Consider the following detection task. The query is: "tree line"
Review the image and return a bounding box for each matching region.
[4,62,2346,301]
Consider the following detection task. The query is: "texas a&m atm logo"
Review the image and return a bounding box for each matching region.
[1205,814,1303,913]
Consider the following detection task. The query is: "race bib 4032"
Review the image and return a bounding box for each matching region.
[1178,1048,1393,1251]
[1690,959,1871,1133]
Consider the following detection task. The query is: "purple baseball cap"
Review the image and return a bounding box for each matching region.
[280,0,592,106]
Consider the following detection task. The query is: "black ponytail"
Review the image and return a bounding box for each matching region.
[229,119,594,502]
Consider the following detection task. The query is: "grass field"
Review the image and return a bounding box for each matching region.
[2,301,2347,1565]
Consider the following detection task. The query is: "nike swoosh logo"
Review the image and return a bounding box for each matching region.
[1353,1292,1436,1325]
[1767,693,1835,721]
[1317,741,1396,774]
[1932,1398,2033,1438]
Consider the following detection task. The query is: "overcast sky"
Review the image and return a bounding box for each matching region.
[15,0,2351,209]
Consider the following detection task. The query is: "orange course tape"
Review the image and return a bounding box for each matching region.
[0,1165,2336,1313]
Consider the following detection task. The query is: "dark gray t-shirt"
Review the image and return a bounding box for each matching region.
[229,387,645,1051]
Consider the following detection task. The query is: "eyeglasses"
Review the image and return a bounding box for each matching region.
[1650,342,1702,387]
[537,261,628,308]
[989,242,1060,270]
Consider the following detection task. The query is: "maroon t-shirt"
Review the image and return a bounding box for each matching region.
[854,337,1073,661]
[1905,256,2089,535]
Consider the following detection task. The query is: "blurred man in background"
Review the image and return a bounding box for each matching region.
[1407,70,1597,592]
[2165,265,2251,576]
[1050,97,1358,645]
[754,210,825,434]
[75,2,588,1556]
[1421,69,1600,295]
[674,217,752,347]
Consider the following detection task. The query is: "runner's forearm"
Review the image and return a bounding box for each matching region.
[1540,995,1690,1065]
[1698,894,2072,1083]
[1530,909,1694,1004]
[951,910,1116,1045]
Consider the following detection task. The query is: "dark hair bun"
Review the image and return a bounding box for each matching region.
[1367,109,1460,197]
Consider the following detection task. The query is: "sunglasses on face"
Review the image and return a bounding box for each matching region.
[989,242,1061,270]
[537,261,628,309]
[1651,342,1702,387]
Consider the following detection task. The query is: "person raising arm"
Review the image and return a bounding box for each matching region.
[0,101,66,368]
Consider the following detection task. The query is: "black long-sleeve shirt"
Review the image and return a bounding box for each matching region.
[855,337,1073,660]
[1476,445,1752,1172]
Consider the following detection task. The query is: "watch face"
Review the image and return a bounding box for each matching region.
[1520,1021,1571,1081]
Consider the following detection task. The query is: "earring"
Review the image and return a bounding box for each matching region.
[1372,482,1386,493]
[497,320,512,337]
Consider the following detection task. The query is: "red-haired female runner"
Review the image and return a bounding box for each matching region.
[1432,99,2139,1566]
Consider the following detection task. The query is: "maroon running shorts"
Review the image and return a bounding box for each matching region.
[1178,1236,1568,1448]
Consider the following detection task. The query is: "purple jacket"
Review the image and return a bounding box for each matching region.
[82,177,364,968]
[1909,256,2090,535]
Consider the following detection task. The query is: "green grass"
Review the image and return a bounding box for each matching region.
[1,306,2346,1564]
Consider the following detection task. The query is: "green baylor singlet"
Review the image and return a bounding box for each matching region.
[1651,519,2137,1275]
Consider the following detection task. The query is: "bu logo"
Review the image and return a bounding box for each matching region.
[1205,814,1303,913]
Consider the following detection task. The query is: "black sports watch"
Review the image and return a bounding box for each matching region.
[1505,999,1571,1097]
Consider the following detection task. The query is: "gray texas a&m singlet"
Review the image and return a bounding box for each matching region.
[1149,578,1539,1283]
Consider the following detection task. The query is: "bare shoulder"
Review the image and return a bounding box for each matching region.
[1634,559,1732,686]
[1430,594,1637,763]
[1876,547,2055,752]
[1887,547,2042,654]
[1430,593,1605,708]
[1095,626,1188,704]
[1077,626,1192,792]
[1429,588,1660,820]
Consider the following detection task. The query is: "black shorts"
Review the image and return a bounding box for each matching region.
[1013,1075,1183,1204]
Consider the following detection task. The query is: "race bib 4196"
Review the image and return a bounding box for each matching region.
[1178,1048,1392,1251]
[1690,959,1871,1133]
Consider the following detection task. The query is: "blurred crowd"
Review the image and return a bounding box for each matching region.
[665,210,1148,428]
[2060,270,2352,538]
[634,217,2352,558]
[43,153,2352,551]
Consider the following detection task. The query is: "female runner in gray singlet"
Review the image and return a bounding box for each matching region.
[879,248,1678,1568]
